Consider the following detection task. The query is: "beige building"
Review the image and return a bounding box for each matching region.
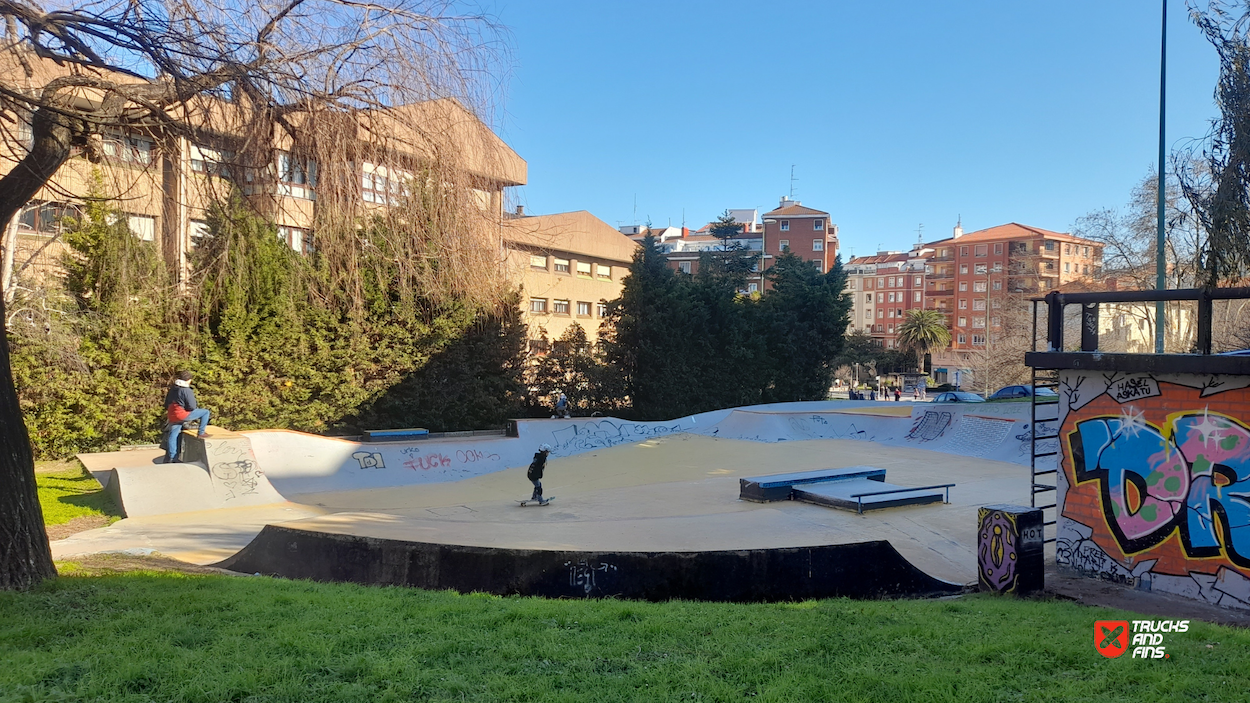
[504,210,639,348]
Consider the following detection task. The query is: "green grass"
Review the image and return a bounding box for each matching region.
[2,573,1249,702]
[35,461,122,527]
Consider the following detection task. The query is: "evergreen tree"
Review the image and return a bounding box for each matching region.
[760,253,853,401]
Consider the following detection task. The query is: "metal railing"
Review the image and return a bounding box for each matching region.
[849,483,954,514]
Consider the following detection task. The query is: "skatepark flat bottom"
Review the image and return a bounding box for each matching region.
[218,433,1027,600]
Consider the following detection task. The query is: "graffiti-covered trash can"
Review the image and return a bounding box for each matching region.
[978,504,1045,595]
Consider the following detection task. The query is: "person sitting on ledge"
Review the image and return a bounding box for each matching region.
[162,370,212,463]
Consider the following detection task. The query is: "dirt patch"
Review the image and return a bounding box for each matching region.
[55,553,240,577]
[46,515,113,541]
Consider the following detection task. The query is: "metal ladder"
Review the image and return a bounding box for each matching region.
[1030,367,1060,543]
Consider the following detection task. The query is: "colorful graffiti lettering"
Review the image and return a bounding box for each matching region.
[977,509,1019,592]
[1071,408,1250,566]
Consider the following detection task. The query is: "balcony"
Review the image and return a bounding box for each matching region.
[928,288,954,296]
[928,272,954,279]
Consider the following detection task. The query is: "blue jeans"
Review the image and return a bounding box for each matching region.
[164,408,211,460]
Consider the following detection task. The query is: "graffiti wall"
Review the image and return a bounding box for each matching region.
[1056,370,1250,608]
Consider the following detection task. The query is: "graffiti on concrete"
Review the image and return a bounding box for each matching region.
[352,451,385,469]
[206,440,262,500]
[947,415,1013,458]
[1070,407,1250,566]
[549,419,688,455]
[1056,521,1155,588]
[907,411,952,442]
[565,559,618,595]
[977,509,1019,593]
[402,452,452,471]
[456,448,500,464]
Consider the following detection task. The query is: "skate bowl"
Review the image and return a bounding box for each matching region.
[68,400,1040,602]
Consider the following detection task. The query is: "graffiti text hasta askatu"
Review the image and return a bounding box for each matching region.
[1071,409,1250,566]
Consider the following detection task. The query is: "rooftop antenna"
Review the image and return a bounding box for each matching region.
[789,165,798,198]
[633,194,637,225]
[917,223,924,244]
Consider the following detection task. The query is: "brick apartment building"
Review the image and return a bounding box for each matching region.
[761,197,838,284]
[844,244,931,349]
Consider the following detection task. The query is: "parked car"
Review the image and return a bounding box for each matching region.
[988,385,1059,400]
[931,391,986,403]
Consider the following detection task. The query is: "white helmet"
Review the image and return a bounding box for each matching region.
[539,443,551,452]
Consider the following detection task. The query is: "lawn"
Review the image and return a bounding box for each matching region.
[1,569,1248,703]
[34,460,122,528]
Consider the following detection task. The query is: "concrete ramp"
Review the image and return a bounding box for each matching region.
[102,461,285,517]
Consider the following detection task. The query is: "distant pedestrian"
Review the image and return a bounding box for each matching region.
[869,389,876,401]
[162,370,211,463]
[913,387,920,400]
[527,444,552,504]
[895,388,902,402]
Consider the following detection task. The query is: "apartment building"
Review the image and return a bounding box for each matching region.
[761,197,838,285]
[844,245,931,348]
[505,210,639,347]
[1,55,528,293]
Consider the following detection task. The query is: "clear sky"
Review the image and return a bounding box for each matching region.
[487,1,1220,259]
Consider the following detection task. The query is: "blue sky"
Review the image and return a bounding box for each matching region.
[488,1,1219,259]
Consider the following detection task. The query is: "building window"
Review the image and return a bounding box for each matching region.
[361,162,410,205]
[992,262,1002,272]
[877,277,885,287]
[992,298,1002,308]
[973,317,985,328]
[973,281,987,292]
[126,214,156,242]
[679,261,692,274]
[597,264,611,279]
[958,334,967,344]
[888,325,894,333]
[1044,240,1055,251]
[913,291,921,302]
[960,246,969,256]
[992,316,1002,327]
[190,219,211,248]
[277,151,317,200]
[813,239,823,251]
[577,301,591,316]
[1063,262,1070,273]
[993,280,1002,291]
[865,293,871,303]
[814,219,824,231]
[888,292,896,303]
[914,276,922,286]
[17,201,80,234]
[865,279,873,290]
[780,220,790,231]
[1082,246,1090,256]
[848,280,856,290]
[530,254,547,270]
[597,301,608,317]
[554,258,570,273]
[813,260,823,272]
[974,244,987,257]
[190,144,231,176]
[959,282,968,291]
[553,299,570,315]
[887,276,895,287]
[1064,244,1072,255]
[103,133,154,165]
[994,243,1003,254]
[779,239,790,251]
[973,299,986,311]
[1083,264,1089,274]
[530,298,547,313]
[278,225,312,253]
[972,334,985,346]
[958,316,967,327]
[1044,261,1055,270]
[748,282,758,293]
[959,299,968,309]
[974,264,987,274]
[959,264,968,274]
[878,309,884,318]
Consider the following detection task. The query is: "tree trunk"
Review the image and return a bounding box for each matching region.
[0,106,76,590]
[0,287,56,590]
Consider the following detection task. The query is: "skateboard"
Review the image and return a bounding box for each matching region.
[516,497,554,507]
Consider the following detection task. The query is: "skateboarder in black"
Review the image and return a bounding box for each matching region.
[527,444,551,504]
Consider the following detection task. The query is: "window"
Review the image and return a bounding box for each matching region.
[530,254,548,270]
[878,309,884,318]
[128,215,156,242]
[973,281,987,292]
[992,298,1002,308]
[959,282,968,291]
[779,239,790,251]
[813,239,824,251]
[973,299,986,311]
[974,244,987,257]
[865,279,873,290]
[960,246,969,256]
[914,276,922,286]
[994,243,1003,254]
[940,248,950,258]
[1064,244,1072,255]
[748,282,758,293]
[597,301,608,317]
[553,299,570,315]
[992,316,1002,327]
[554,258,570,273]
[972,264,985,275]
[577,301,591,317]
[17,201,80,234]
[1044,240,1055,251]
[888,292,896,303]
[888,325,894,334]
[530,298,547,313]
[865,293,871,303]
[887,277,896,287]
[278,151,317,200]
[361,162,410,205]
[678,261,692,274]
[877,277,885,287]
[993,280,1002,291]
[888,308,895,318]
[813,219,824,231]
[960,264,969,274]
[848,280,857,290]
[973,317,985,328]
[597,264,611,279]
[958,316,967,327]
[1044,261,1055,270]
[972,335,985,346]
[103,133,154,165]
[992,262,1002,272]
[1082,246,1089,256]
[813,260,823,272]
[278,226,312,253]
[780,220,790,231]
[958,334,967,344]
[576,261,592,277]
[190,145,232,176]
[913,291,921,302]
[959,299,968,309]
[190,219,210,248]
[1083,264,1089,274]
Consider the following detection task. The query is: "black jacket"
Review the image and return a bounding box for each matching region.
[526,452,548,481]
[164,384,198,412]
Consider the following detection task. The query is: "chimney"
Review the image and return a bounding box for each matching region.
[515,205,525,217]
[682,226,689,238]
[953,216,963,239]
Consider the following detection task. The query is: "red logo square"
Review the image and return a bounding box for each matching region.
[1095,620,1129,658]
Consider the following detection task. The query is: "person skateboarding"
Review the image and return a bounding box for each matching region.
[162,370,212,463]
[527,444,551,505]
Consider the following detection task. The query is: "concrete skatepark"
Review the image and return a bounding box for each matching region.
[62,400,1051,600]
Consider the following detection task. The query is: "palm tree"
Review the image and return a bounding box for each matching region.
[896,309,952,372]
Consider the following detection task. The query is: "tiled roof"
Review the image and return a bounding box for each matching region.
[763,204,828,217]
[847,252,910,265]
[925,222,1100,247]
